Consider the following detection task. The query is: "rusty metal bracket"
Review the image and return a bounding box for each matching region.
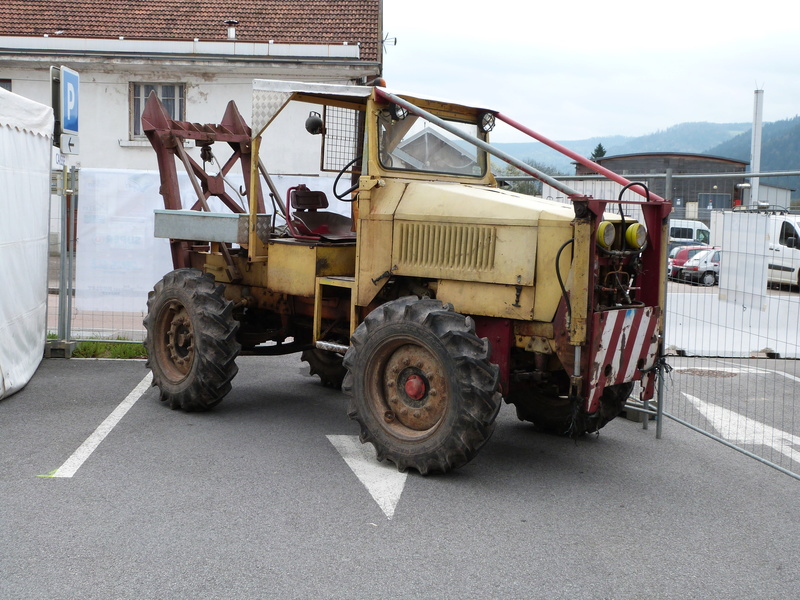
[141,92,264,271]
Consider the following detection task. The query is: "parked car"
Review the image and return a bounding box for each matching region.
[680,248,721,286]
[668,245,710,280]
[668,218,711,248]
[766,214,800,288]
[731,205,800,289]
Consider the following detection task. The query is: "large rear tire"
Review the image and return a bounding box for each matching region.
[302,348,347,389]
[144,269,240,411]
[343,297,501,474]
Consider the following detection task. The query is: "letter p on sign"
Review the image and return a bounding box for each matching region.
[60,66,79,135]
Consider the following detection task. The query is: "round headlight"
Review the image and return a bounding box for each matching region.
[625,223,647,249]
[597,221,616,249]
[480,112,496,133]
[390,104,408,120]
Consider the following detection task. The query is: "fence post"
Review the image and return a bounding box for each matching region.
[46,166,78,358]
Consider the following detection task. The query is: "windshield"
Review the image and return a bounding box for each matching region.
[377,111,486,177]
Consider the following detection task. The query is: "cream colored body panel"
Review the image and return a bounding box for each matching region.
[436,280,536,320]
[266,241,355,297]
[354,177,578,321]
[533,222,575,323]
[355,179,405,306]
[395,182,575,226]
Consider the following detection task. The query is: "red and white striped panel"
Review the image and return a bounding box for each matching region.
[585,306,660,413]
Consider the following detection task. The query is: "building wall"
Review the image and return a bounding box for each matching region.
[576,154,746,177]
[573,154,748,209]
[2,61,361,172]
[2,51,375,257]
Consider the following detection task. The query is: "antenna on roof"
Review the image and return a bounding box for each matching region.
[382,33,397,53]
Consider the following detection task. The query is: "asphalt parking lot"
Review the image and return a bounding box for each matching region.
[2,356,799,600]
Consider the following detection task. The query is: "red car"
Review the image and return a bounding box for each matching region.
[668,245,710,280]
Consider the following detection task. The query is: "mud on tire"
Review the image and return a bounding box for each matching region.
[342,297,502,475]
[144,268,240,411]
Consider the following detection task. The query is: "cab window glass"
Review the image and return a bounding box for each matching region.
[377,110,486,177]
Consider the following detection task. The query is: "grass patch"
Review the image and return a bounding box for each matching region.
[71,339,148,359]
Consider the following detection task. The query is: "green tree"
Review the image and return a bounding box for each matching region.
[590,143,607,161]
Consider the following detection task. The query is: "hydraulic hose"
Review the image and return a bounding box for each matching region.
[555,238,575,327]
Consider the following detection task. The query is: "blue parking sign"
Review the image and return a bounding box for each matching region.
[60,66,79,135]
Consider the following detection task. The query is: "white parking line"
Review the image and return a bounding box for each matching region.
[713,359,800,383]
[327,434,407,519]
[50,372,152,478]
[673,366,757,374]
[683,392,800,465]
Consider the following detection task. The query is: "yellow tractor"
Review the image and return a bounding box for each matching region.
[143,79,671,474]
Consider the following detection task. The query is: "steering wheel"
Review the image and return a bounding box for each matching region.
[333,156,362,202]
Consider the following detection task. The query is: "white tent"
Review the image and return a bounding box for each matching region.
[0,88,54,399]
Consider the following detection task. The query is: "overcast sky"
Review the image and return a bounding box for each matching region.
[382,0,800,143]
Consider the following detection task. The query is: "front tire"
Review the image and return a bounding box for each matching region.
[144,269,240,411]
[701,271,716,286]
[343,297,501,474]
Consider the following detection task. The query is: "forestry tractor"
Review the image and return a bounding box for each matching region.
[142,79,671,474]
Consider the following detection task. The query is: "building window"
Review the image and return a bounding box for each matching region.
[0,79,11,92]
[130,83,185,138]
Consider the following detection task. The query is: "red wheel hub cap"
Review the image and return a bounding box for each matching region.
[404,374,426,401]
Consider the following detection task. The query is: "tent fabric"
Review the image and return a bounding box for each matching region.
[0,88,54,138]
[0,90,54,399]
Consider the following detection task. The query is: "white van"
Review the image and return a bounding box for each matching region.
[669,218,711,247]
[767,213,800,287]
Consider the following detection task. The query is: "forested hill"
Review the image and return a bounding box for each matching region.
[492,117,800,199]
[705,116,800,198]
[492,122,750,172]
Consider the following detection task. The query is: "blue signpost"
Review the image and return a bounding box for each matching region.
[59,66,79,154]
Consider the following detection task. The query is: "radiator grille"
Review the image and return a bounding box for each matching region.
[397,222,497,272]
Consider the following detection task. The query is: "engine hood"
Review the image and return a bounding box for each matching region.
[394,182,576,227]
